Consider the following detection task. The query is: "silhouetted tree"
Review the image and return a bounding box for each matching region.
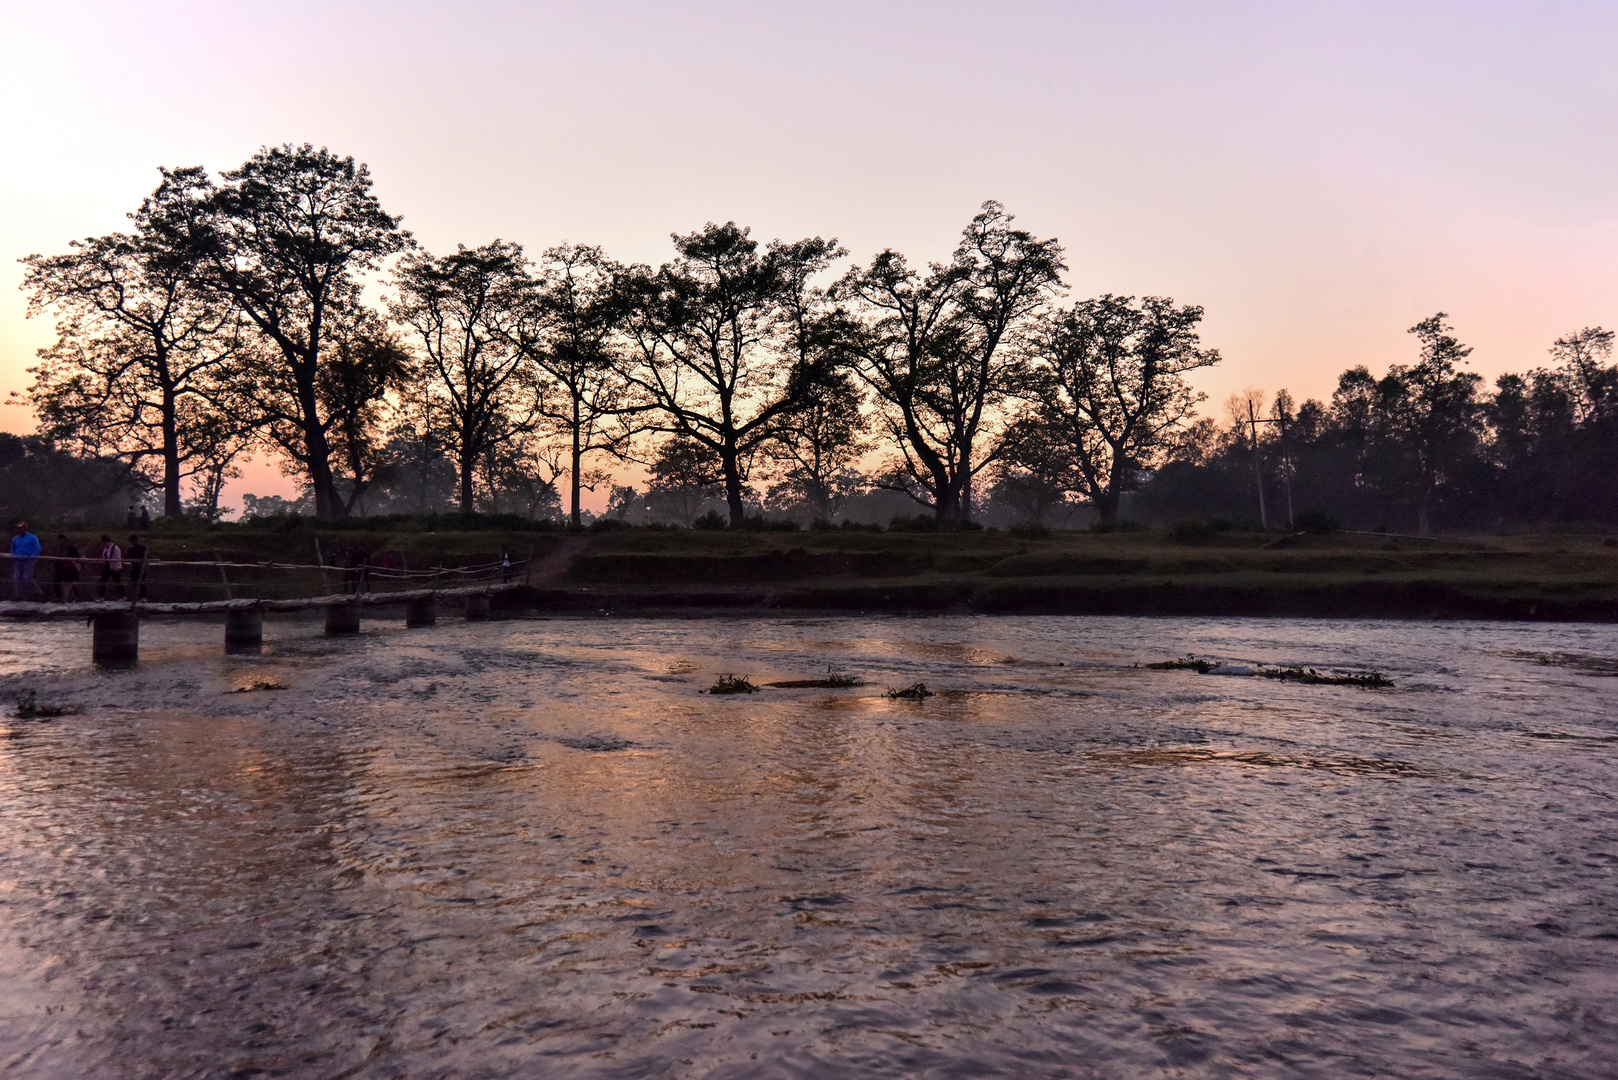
[509,244,642,527]
[1012,294,1218,523]
[641,436,724,524]
[198,144,412,519]
[622,223,845,526]
[839,202,1063,523]
[20,168,241,515]
[1386,313,1484,535]
[760,371,870,522]
[390,241,537,513]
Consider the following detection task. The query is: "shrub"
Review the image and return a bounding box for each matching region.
[692,510,727,530]
[1169,519,1216,544]
[1293,509,1340,534]
[708,674,758,694]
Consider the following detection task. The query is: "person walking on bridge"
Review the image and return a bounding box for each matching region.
[125,535,149,601]
[9,522,41,600]
[97,535,123,600]
[52,534,80,602]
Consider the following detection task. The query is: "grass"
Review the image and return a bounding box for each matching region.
[56,520,1618,618]
[708,674,759,695]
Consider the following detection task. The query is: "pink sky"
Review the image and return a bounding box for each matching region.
[2,1,1614,509]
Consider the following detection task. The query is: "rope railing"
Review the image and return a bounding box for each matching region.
[3,551,530,609]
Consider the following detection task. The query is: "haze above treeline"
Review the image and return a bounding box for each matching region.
[8,144,1616,536]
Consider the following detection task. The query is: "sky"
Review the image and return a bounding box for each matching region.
[1,0,1614,509]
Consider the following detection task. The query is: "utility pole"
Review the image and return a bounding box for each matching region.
[1246,402,1295,531]
[1248,400,1268,530]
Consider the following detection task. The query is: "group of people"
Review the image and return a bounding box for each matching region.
[8,522,149,602]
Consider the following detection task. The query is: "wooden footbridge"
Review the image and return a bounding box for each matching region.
[0,554,524,663]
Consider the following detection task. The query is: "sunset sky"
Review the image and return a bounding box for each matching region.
[2,1,1614,507]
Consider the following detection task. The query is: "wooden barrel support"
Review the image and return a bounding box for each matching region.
[92,611,139,665]
[405,597,437,628]
[464,594,490,621]
[224,607,263,651]
[324,603,361,635]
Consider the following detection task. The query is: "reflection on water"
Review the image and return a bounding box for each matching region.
[1,614,1616,1078]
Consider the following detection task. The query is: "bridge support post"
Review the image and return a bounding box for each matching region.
[463,594,490,621]
[225,607,263,652]
[405,597,437,628]
[92,611,139,665]
[324,603,360,635]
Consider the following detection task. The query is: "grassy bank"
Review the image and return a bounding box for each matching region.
[90,522,1618,621]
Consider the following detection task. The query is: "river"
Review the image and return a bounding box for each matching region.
[1,614,1615,1078]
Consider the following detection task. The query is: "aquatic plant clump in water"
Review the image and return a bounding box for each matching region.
[13,691,68,719]
[228,680,289,694]
[708,674,759,695]
[1144,655,1223,674]
[1256,665,1393,688]
[885,682,934,700]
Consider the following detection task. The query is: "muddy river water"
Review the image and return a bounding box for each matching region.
[1,614,1616,1078]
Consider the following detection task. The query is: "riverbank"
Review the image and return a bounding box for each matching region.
[98,524,1618,621]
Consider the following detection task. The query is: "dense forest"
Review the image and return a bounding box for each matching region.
[12,144,1615,535]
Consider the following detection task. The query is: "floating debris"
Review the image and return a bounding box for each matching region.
[228,680,288,694]
[1143,656,1222,674]
[1256,666,1392,688]
[14,691,69,720]
[556,734,636,752]
[767,668,865,689]
[708,674,759,695]
[885,683,934,700]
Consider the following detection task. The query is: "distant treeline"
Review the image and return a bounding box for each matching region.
[13,143,1614,534]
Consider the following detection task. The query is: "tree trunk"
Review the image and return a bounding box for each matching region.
[570,420,583,529]
[1417,489,1432,537]
[460,458,476,514]
[723,449,746,528]
[1094,489,1121,524]
[161,391,182,517]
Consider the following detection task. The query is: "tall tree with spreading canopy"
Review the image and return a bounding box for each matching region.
[20,167,241,515]
[507,244,642,528]
[1011,294,1220,523]
[838,201,1064,522]
[390,241,538,513]
[621,223,846,527]
[1385,313,1484,535]
[222,301,412,516]
[198,144,411,519]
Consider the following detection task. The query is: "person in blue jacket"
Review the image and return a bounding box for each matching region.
[10,521,41,600]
